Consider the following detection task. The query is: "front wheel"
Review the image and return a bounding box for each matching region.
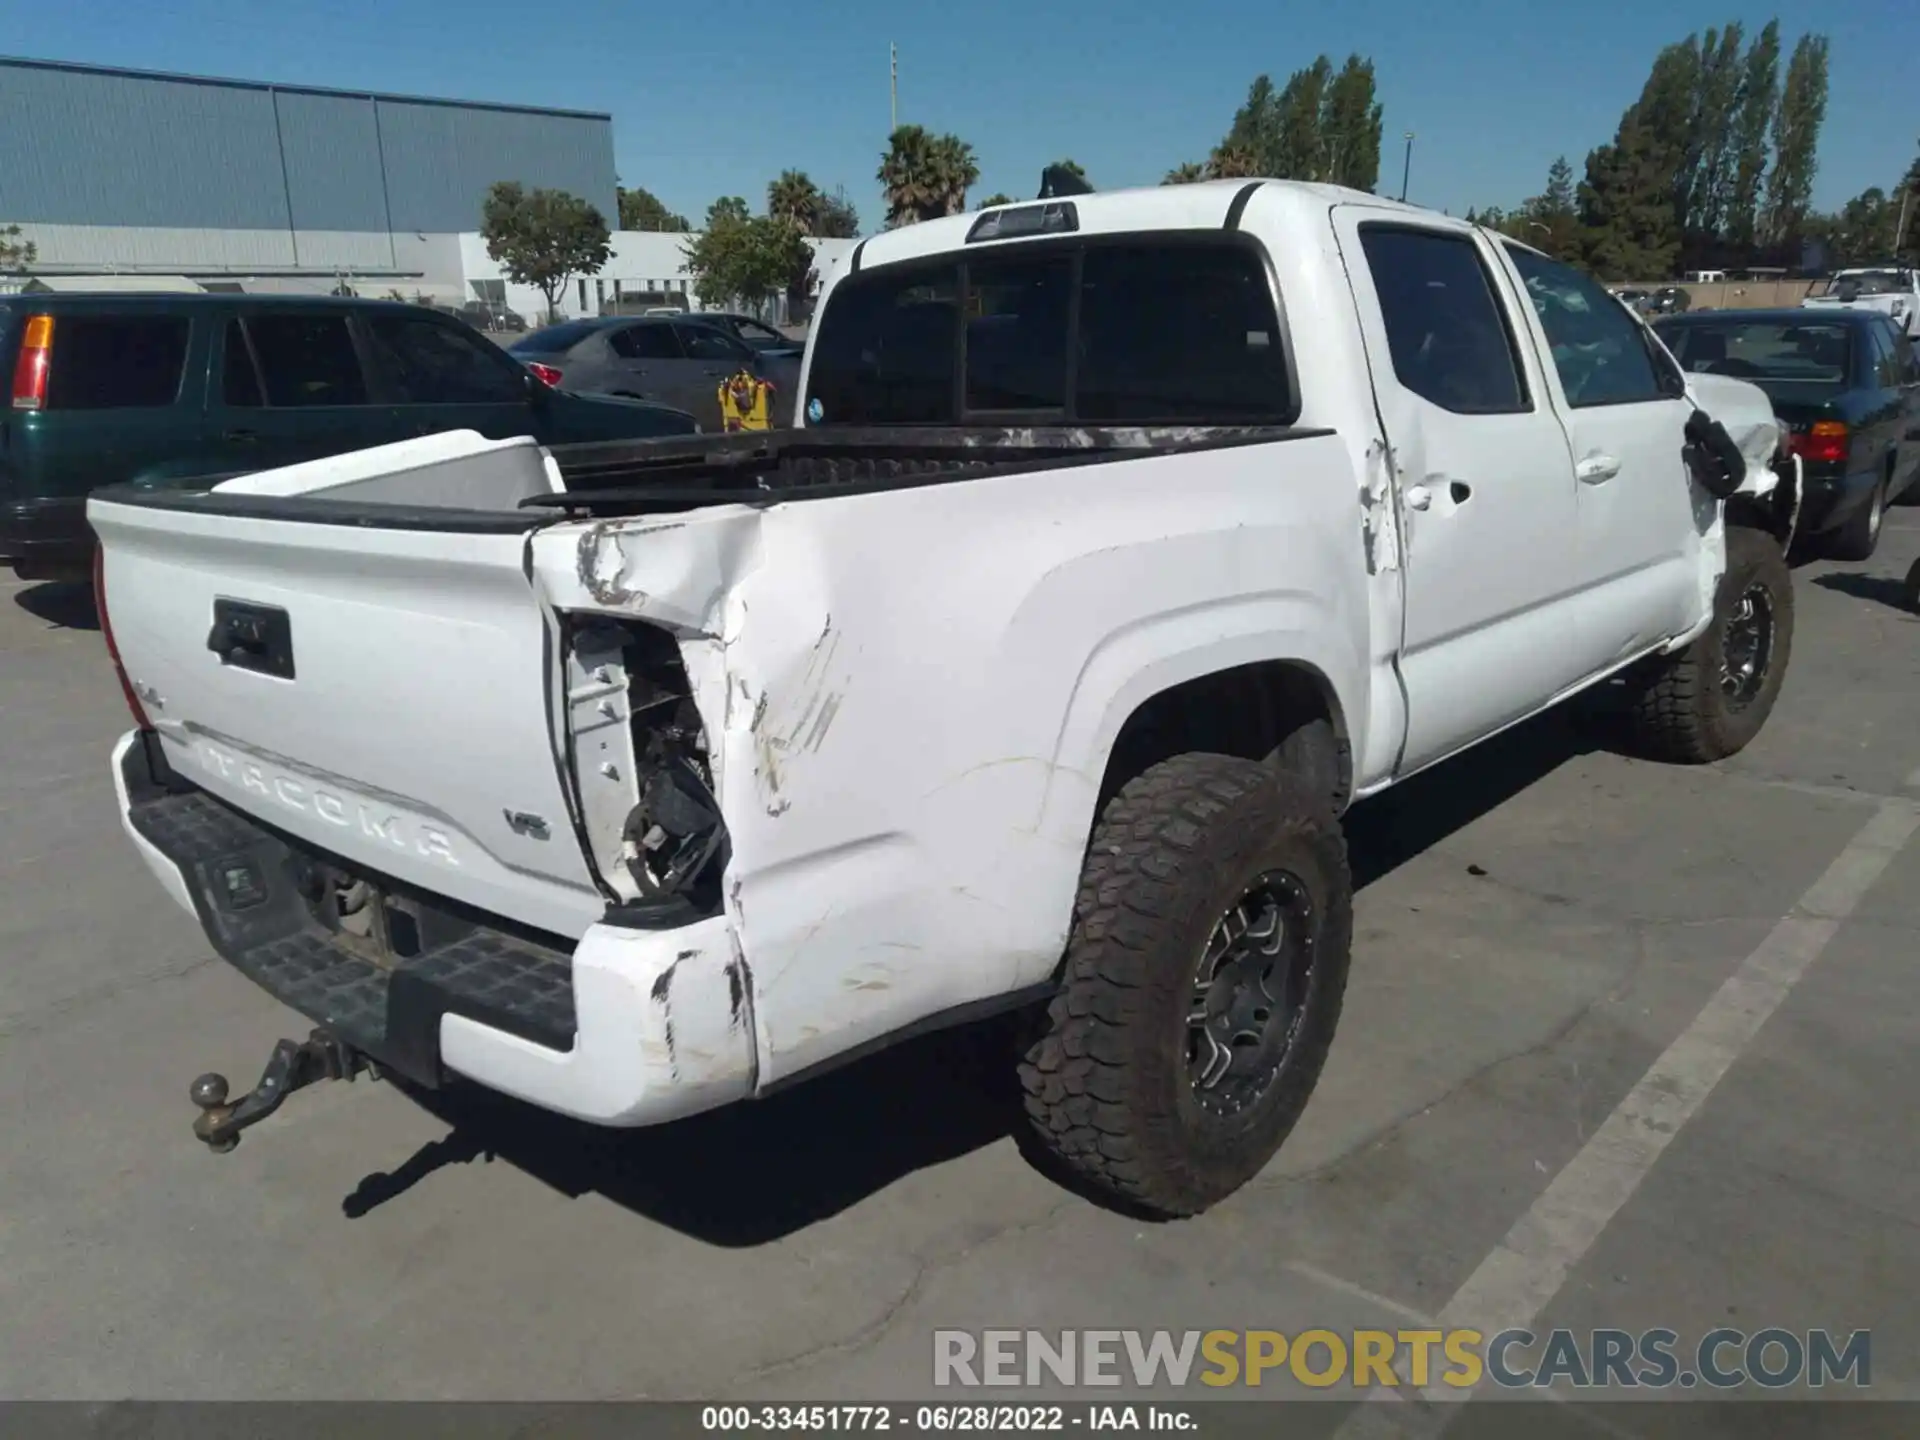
[1628,526,1794,764]
[1018,753,1352,1218]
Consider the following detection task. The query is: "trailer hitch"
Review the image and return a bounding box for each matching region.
[189,1029,376,1153]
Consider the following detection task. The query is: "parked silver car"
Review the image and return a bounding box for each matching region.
[507,316,800,428]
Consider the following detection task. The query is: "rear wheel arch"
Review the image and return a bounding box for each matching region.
[1095,659,1354,817]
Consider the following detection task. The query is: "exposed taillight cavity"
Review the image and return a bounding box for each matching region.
[93,545,153,731]
[1788,420,1848,466]
[11,313,53,410]
[527,362,563,388]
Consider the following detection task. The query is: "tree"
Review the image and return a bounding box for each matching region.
[767,170,822,232]
[682,203,810,313]
[1049,159,1088,183]
[1162,162,1209,185]
[1679,24,1746,242]
[1726,20,1781,249]
[1576,40,1698,278]
[1205,141,1261,180]
[1271,58,1333,179]
[813,189,860,238]
[975,193,1015,209]
[480,182,612,321]
[1762,33,1829,247]
[0,224,35,273]
[1320,55,1383,190]
[617,185,689,232]
[878,125,979,226]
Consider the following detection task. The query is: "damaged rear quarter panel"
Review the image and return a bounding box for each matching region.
[531,435,1370,1087]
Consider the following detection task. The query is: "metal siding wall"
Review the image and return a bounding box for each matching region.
[377,101,618,233]
[274,90,391,233]
[0,64,291,229]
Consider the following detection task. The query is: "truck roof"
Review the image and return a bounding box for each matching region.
[842,178,1449,274]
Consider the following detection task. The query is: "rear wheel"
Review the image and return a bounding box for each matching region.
[1019,753,1352,1218]
[1827,471,1887,561]
[1628,526,1793,763]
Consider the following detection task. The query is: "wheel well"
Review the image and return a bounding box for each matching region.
[1097,661,1351,813]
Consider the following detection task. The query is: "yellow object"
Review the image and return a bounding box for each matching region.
[718,370,775,431]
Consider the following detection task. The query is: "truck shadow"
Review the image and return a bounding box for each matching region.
[12,581,100,631]
[346,706,1611,1243]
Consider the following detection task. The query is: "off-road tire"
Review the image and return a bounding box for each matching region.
[1827,471,1887,561]
[1629,526,1793,763]
[1018,753,1352,1218]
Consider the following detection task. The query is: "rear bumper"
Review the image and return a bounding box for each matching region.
[1794,464,1877,535]
[112,729,757,1127]
[0,496,92,578]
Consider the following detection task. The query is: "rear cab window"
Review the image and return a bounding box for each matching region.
[804,236,1294,427]
[42,314,192,410]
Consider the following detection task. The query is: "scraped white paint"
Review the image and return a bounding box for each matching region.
[1333,801,1919,1439]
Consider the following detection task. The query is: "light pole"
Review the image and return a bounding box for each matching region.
[1399,131,1415,203]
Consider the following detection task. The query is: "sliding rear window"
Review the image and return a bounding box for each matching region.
[805,237,1293,427]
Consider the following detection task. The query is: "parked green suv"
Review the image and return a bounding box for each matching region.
[0,293,699,581]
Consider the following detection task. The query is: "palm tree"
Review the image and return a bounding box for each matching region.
[975,193,1015,209]
[767,170,822,234]
[1206,143,1261,181]
[1162,162,1208,185]
[879,126,982,226]
[928,134,980,216]
[879,125,942,227]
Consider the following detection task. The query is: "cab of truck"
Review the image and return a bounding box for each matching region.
[0,293,699,582]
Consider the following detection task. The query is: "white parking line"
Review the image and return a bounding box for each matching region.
[1333,800,1920,1438]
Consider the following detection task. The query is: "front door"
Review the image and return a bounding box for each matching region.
[1334,212,1588,775]
[1497,245,1702,661]
[356,309,537,442]
[672,320,760,428]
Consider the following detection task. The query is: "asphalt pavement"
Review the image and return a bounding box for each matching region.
[2,512,1916,1419]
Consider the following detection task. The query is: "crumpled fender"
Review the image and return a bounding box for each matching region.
[1681,371,1784,502]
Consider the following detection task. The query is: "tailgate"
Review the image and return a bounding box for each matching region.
[89,438,608,940]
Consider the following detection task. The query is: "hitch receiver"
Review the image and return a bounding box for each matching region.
[190,1029,376,1152]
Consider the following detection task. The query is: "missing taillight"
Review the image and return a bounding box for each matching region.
[563,619,727,918]
[11,313,53,411]
[93,545,154,730]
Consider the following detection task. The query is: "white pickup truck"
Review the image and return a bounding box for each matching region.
[92,181,1800,1218]
[1801,265,1920,339]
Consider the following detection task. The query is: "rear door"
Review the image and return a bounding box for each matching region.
[357,308,539,442]
[601,321,703,412]
[31,310,208,497]
[1332,213,1590,773]
[214,310,411,471]
[1496,244,1702,662]
[673,321,757,427]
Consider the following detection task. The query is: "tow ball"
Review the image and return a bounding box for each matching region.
[189,1029,376,1152]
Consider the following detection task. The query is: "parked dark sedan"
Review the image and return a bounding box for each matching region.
[509,315,801,429]
[1653,308,1920,560]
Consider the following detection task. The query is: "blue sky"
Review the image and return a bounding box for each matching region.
[15,0,1918,232]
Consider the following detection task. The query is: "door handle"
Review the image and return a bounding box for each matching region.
[1576,453,1622,484]
[223,428,258,443]
[1406,484,1432,511]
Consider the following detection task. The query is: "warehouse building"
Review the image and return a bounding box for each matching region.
[0,56,851,320]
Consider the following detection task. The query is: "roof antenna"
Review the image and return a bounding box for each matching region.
[1038,165,1093,200]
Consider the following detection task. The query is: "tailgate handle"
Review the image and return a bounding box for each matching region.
[208,600,295,680]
